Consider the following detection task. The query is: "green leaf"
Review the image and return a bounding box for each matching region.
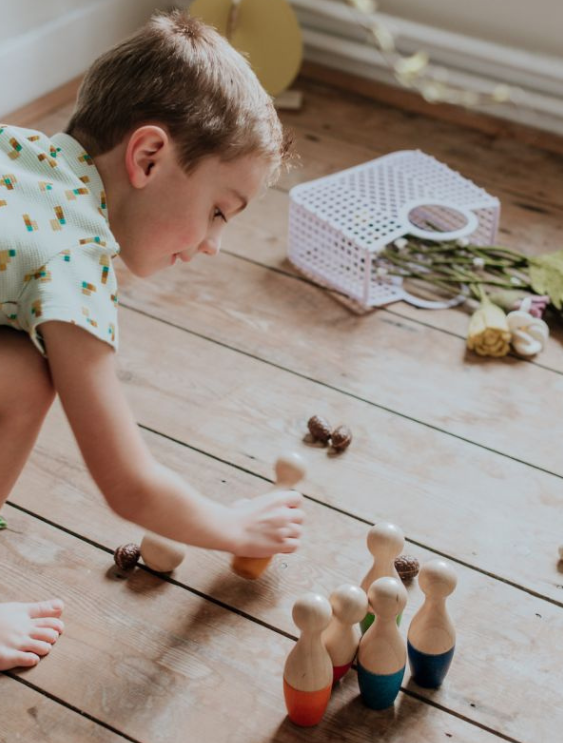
[529,250,563,310]
[0,516,6,530]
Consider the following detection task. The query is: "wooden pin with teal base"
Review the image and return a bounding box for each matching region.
[357,576,408,710]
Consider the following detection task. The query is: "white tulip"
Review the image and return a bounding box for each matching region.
[506,309,549,357]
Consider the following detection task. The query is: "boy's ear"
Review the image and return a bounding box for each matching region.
[125,126,170,188]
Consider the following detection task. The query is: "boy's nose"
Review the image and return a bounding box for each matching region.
[199,237,220,256]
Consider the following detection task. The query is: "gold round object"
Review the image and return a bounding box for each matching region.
[190,0,303,96]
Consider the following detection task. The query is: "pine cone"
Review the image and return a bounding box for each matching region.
[395,555,420,582]
[114,543,141,571]
[307,415,332,443]
[331,425,352,451]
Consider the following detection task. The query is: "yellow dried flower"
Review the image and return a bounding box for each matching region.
[467,298,511,357]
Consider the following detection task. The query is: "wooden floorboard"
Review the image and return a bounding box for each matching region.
[7,403,563,742]
[1,73,562,743]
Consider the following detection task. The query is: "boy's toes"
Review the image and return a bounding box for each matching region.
[30,627,59,644]
[23,638,53,657]
[26,599,64,619]
[32,617,64,634]
[0,650,40,671]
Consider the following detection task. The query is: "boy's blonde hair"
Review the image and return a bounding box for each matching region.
[66,11,293,181]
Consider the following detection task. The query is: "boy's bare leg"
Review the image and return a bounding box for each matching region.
[0,327,64,670]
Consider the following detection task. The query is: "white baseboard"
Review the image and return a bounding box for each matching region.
[1,0,170,117]
[291,0,563,137]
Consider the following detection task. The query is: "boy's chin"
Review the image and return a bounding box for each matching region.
[118,253,159,279]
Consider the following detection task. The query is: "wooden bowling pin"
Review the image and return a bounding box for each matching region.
[407,559,457,688]
[283,593,333,727]
[232,452,306,580]
[360,522,404,632]
[322,584,368,683]
[357,577,408,710]
[140,531,186,573]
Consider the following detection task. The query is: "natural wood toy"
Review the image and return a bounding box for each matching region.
[357,577,408,710]
[322,584,368,683]
[283,593,333,727]
[360,522,405,632]
[232,452,306,580]
[140,532,187,573]
[407,558,457,688]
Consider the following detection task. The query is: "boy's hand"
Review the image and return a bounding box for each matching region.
[230,489,305,558]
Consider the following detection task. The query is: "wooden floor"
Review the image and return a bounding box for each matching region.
[1,74,563,743]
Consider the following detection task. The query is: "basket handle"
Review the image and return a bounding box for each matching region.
[398,288,466,309]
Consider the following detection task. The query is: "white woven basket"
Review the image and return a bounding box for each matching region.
[288,150,500,308]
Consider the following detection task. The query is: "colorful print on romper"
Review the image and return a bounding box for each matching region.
[111,292,118,307]
[39,181,54,192]
[0,249,16,270]
[61,250,71,262]
[1,174,16,190]
[80,236,106,247]
[31,299,43,318]
[38,153,58,168]
[0,200,6,207]
[99,254,110,284]
[24,266,51,283]
[66,187,89,200]
[82,306,98,328]
[8,138,22,160]
[108,323,115,342]
[82,281,96,296]
[27,135,40,142]
[79,152,93,166]
[23,214,38,232]
[50,206,66,231]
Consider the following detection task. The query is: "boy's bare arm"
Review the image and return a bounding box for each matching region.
[40,321,304,556]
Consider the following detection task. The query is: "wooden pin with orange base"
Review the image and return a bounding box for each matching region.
[322,584,368,683]
[283,593,333,726]
[231,452,306,580]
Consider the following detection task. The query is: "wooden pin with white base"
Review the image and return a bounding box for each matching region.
[140,532,187,573]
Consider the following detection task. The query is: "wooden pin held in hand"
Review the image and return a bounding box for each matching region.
[232,452,306,580]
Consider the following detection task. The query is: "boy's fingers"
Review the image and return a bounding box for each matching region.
[288,508,305,524]
[280,489,303,508]
[283,523,303,540]
[280,537,300,554]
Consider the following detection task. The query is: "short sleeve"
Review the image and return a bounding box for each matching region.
[16,240,119,357]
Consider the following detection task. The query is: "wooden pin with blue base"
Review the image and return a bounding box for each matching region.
[407,558,457,688]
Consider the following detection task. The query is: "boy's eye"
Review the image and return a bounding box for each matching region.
[214,208,227,223]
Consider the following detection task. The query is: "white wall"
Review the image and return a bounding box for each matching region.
[0,0,187,116]
[376,0,562,58]
[0,0,92,41]
[291,0,563,135]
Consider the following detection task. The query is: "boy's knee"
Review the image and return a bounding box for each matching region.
[4,345,55,422]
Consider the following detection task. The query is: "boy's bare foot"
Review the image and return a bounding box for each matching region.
[0,599,64,671]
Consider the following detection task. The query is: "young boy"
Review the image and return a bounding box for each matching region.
[0,11,304,671]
